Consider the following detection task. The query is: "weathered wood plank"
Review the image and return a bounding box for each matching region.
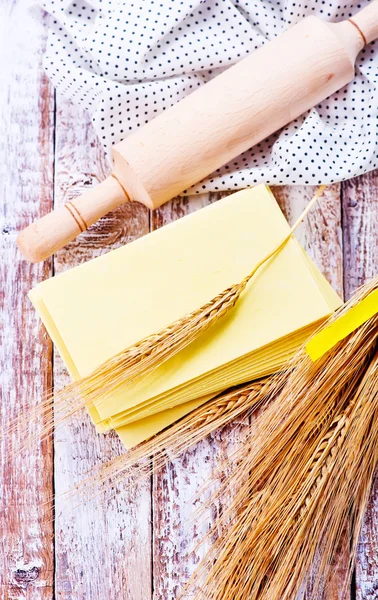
[52,97,152,600]
[342,171,378,600]
[275,185,343,297]
[276,184,347,600]
[151,194,251,599]
[152,184,344,599]
[342,173,378,300]
[0,2,55,598]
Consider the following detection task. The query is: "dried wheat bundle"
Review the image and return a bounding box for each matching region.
[184,278,378,600]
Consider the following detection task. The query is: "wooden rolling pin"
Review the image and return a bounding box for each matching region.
[18,3,378,262]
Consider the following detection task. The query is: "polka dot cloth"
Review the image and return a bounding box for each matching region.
[39,0,377,192]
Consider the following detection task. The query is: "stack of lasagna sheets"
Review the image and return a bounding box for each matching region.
[29,185,341,447]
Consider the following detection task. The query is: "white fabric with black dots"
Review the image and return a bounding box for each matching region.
[39,0,377,192]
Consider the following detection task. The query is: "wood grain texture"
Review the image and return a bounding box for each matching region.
[0,3,55,599]
[52,96,152,600]
[151,194,252,599]
[275,185,343,298]
[276,184,349,600]
[342,172,378,600]
[342,173,378,300]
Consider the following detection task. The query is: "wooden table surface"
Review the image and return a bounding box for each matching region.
[1,2,378,599]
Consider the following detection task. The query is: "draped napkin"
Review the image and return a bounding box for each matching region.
[38,0,378,190]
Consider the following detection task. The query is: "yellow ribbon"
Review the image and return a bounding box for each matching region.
[306,288,378,362]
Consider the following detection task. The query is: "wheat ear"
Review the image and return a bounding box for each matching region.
[184,278,378,600]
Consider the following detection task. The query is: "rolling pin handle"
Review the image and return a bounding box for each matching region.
[350,0,378,46]
[17,175,129,263]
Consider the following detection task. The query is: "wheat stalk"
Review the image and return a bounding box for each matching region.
[182,278,378,600]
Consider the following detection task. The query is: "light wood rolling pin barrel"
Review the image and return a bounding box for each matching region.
[18,2,378,262]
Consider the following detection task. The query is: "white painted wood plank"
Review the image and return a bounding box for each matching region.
[151,194,251,599]
[343,172,378,600]
[0,2,55,598]
[52,96,153,600]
